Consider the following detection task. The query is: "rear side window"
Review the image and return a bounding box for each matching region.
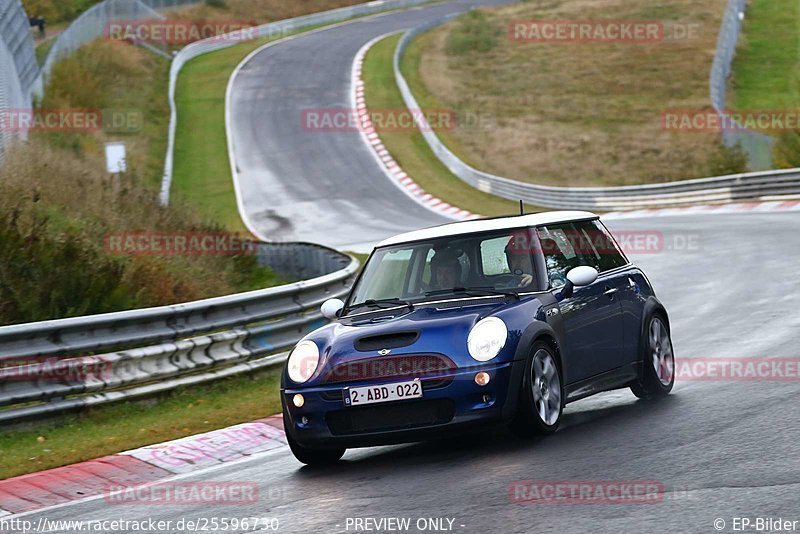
[585,220,628,272]
[538,220,628,287]
[537,223,595,288]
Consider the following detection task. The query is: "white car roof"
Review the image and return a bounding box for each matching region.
[377,211,599,247]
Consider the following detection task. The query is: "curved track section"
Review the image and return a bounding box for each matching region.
[227,0,511,251]
[16,211,800,532]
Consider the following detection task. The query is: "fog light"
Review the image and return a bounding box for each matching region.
[474,372,491,386]
[301,416,309,425]
[292,394,305,408]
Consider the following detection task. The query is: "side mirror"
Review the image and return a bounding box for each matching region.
[321,298,345,320]
[567,266,599,287]
[558,266,599,300]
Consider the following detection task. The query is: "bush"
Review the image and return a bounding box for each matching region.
[0,142,284,326]
[774,129,800,168]
[21,0,101,25]
[445,10,499,56]
[707,141,749,176]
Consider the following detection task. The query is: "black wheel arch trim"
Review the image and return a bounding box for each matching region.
[637,296,671,370]
[503,319,566,421]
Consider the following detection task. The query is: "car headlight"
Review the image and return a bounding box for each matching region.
[287,340,320,383]
[467,317,508,362]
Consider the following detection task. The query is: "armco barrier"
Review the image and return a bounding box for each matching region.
[160,0,436,206]
[0,243,358,425]
[391,16,800,211]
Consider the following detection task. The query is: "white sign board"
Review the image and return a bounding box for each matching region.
[105,142,127,174]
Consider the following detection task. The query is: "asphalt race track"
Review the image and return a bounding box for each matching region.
[19,212,800,533]
[228,0,514,251]
[18,1,800,532]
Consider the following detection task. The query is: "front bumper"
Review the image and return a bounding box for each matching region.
[282,360,524,449]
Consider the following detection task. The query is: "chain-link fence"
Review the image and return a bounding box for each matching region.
[0,38,24,163]
[0,0,39,163]
[0,0,38,92]
[710,0,774,170]
[39,0,201,84]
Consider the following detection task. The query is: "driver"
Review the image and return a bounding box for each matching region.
[504,234,535,288]
[430,254,461,291]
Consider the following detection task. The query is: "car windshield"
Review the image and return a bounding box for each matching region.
[347,228,539,310]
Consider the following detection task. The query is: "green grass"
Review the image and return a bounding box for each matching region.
[35,38,55,65]
[172,41,268,233]
[171,12,429,231]
[363,33,524,218]
[0,369,282,480]
[21,0,102,25]
[401,2,747,185]
[731,0,800,111]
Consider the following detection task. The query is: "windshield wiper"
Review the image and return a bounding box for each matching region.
[424,286,520,300]
[347,298,414,313]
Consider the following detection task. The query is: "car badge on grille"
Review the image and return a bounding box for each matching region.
[378,349,391,356]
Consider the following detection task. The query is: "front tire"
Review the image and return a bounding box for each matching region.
[631,314,675,399]
[508,341,563,437]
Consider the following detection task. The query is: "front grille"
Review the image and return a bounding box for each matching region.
[319,377,454,401]
[326,399,455,435]
[322,354,456,384]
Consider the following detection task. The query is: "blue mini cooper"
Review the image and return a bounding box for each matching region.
[281,211,675,465]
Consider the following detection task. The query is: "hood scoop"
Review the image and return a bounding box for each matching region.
[354,331,420,352]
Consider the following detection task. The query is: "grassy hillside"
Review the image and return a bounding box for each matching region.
[407,0,747,187]
[0,40,284,325]
[729,0,800,168]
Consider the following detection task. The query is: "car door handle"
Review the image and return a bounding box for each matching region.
[603,287,618,297]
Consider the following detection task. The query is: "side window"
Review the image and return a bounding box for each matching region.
[587,220,628,272]
[537,223,597,288]
[480,236,512,276]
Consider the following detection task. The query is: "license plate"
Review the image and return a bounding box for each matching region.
[344,379,422,407]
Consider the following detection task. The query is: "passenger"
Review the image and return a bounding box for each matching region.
[505,234,535,288]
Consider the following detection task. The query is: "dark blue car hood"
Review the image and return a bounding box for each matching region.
[298,297,541,386]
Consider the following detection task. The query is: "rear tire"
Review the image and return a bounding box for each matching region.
[631,314,675,399]
[508,341,563,437]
